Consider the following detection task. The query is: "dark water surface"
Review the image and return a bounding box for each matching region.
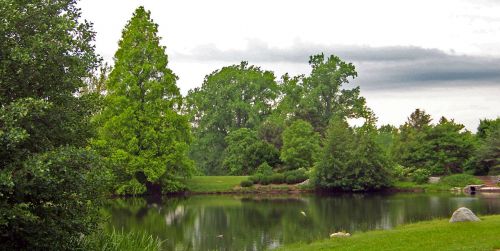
[105,192,500,251]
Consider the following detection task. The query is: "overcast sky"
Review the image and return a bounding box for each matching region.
[78,0,500,131]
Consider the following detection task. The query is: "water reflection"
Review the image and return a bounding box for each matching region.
[104,193,500,251]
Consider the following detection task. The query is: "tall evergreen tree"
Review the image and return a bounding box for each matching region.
[94,7,193,195]
[313,117,392,191]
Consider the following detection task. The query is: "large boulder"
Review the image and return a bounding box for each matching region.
[449,207,481,223]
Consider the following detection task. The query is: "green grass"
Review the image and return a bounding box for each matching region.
[395,174,484,192]
[278,215,500,251]
[184,176,248,192]
[83,228,163,251]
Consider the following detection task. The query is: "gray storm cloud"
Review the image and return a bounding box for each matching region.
[174,41,500,90]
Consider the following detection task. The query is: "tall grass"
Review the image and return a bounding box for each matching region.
[83,228,163,251]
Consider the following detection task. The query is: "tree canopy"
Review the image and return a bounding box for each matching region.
[187,62,279,174]
[0,0,104,249]
[93,7,193,195]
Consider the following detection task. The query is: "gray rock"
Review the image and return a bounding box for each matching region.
[298,179,309,186]
[428,176,441,184]
[449,207,481,223]
[330,232,351,238]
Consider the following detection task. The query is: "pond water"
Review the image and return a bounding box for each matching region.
[105,192,500,251]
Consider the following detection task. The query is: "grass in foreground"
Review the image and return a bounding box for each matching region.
[184,176,248,192]
[278,215,500,251]
[84,229,163,251]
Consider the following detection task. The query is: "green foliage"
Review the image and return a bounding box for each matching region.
[83,229,163,251]
[476,118,500,140]
[426,117,475,174]
[391,164,412,181]
[410,169,431,184]
[0,0,104,249]
[187,62,279,174]
[394,110,475,175]
[240,180,254,187]
[284,169,309,184]
[280,120,320,170]
[0,147,107,250]
[93,7,193,194]
[472,126,500,175]
[439,174,481,187]
[0,0,99,157]
[223,129,279,175]
[376,124,398,159]
[256,162,274,176]
[270,173,286,184]
[278,54,370,132]
[314,118,393,191]
[258,117,285,150]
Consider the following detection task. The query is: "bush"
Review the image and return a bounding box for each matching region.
[240,180,254,187]
[256,162,274,176]
[392,164,412,181]
[260,175,272,185]
[0,147,107,250]
[284,168,308,184]
[270,173,285,184]
[411,169,431,184]
[440,174,482,187]
[248,175,260,184]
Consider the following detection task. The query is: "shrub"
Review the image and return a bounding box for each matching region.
[0,147,107,250]
[240,180,254,187]
[256,162,274,176]
[248,175,260,184]
[284,168,308,184]
[392,164,411,181]
[440,174,482,187]
[260,175,272,185]
[270,173,285,184]
[411,169,431,184]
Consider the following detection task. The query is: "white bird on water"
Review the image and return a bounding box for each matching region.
[300,211,306,217]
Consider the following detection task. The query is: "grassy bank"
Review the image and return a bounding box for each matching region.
[184,176,311,193]
[394,174,484,192]
[184,176,248,193]
[278,215,500,251]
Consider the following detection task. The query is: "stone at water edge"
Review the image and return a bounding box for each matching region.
[449,207,481,223]
[330,232,351,238]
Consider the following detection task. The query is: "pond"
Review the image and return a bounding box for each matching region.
[104,192,500,251]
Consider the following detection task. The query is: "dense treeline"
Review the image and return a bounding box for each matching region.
[1,1,499,249]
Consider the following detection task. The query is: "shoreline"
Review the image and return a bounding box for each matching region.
[277,214,500,251]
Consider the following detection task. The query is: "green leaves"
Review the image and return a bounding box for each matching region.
[0,1,103,248]
[187,62,279,174]
[394,109,475,175]
[313,117,393,191]
[94,7,193,194]
[222,128,279,175]
[280,120,320,170]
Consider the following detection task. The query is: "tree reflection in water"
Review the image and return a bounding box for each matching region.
[104,193,500,251]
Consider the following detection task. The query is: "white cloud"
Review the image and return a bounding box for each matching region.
[77,0,500,131]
